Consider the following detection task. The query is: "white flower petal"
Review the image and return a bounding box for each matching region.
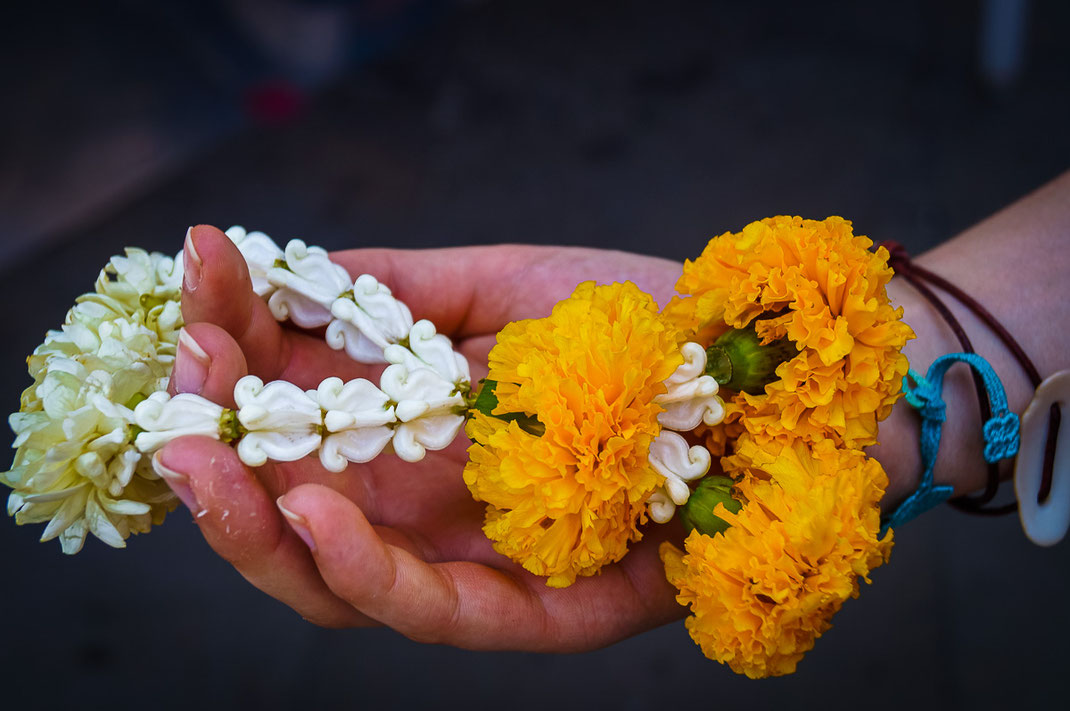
[235,376,322,432]
[267,288,334,328]
[326,274,414,360]
[645,431,711,523]
[85,495,126,548]
[324,318,390,364]
[21,483,88,504]
[233,376,323,467]
[226,226,284,297]
[648,431,711,483]
[237,431,323,468]
[267,239,352,311]
[99,496,152,516]
[315,377,395,430]
[648,490,676,524]
[392,414,465,463]
[383,320,470,384]
[319,427,394,472]
[59,520,88,555]
[7,491,26,517]
[379,364,464,419]
[40,488,90,542]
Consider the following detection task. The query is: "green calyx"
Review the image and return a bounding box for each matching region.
[468,379,545,437]
[704,323,797,395]
[219,409,246,443]
[679,475,742,537]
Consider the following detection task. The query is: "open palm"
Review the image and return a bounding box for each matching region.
[158,225,689,650]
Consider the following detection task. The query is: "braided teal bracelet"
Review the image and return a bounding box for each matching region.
[881,352,1021,534]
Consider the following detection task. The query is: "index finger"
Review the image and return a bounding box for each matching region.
[329,244,684,340]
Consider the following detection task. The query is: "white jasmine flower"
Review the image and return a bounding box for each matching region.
[6,227,475,553]
[233,376,324,467]
[379,363,466,462]
[654,342,725,431]
[224,226,284,297]
[133,391,226,453]
[646,430,712,524]
[266,239,353,327]
[4,248,185,553]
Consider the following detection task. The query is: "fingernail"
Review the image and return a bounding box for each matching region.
[172,329,211,394]
[183,226,202,292]
[277,497,317,552]
[153,451,203,515]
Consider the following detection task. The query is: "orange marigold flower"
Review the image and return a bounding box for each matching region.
[464,281,683,587]
[660,437,893,678]
[663,215,913,450]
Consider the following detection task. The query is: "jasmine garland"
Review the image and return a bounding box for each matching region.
[3,218,911,680]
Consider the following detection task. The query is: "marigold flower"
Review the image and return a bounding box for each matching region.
[464,281,683,587]
[660,437,892,678]
[664,215,913,450]
[4,249,184,553]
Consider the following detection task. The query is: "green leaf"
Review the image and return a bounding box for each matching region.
[471,379,501,417]
[469,379,545,437]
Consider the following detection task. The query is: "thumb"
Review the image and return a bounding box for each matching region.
[182,224,290,379]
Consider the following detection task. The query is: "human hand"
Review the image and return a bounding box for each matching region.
[154,225,688,650]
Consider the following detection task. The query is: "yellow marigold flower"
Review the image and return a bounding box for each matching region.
[464,281,682,587]
[664,215,913,449]
[660,437,892,678]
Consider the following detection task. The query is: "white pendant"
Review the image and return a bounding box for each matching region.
[1014,369,1070,546]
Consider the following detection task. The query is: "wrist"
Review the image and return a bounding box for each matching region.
[871,272,1022,510]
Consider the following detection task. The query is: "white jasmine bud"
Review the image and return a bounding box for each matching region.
[134,392,225,453]
[379,364,465,462]
[383,320,471,385]
[225,226,284,297]
[655,342,725,431]
[234,376,323,467]
[646,430,712,523]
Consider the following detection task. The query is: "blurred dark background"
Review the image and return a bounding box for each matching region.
[2,1,1068,709]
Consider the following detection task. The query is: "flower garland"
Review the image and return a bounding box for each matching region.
[4,217,912,677]
[464,216,911,675]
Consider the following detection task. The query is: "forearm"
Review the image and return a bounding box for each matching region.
[872,170,1070,506]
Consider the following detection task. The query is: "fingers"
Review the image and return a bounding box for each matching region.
[182,225,290,378]
[168,323,248,406]
[154,438,374,629]
[329,244,684,340]
[159,321,374,627]
[278,483,569,650]
[329,245,542,338]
